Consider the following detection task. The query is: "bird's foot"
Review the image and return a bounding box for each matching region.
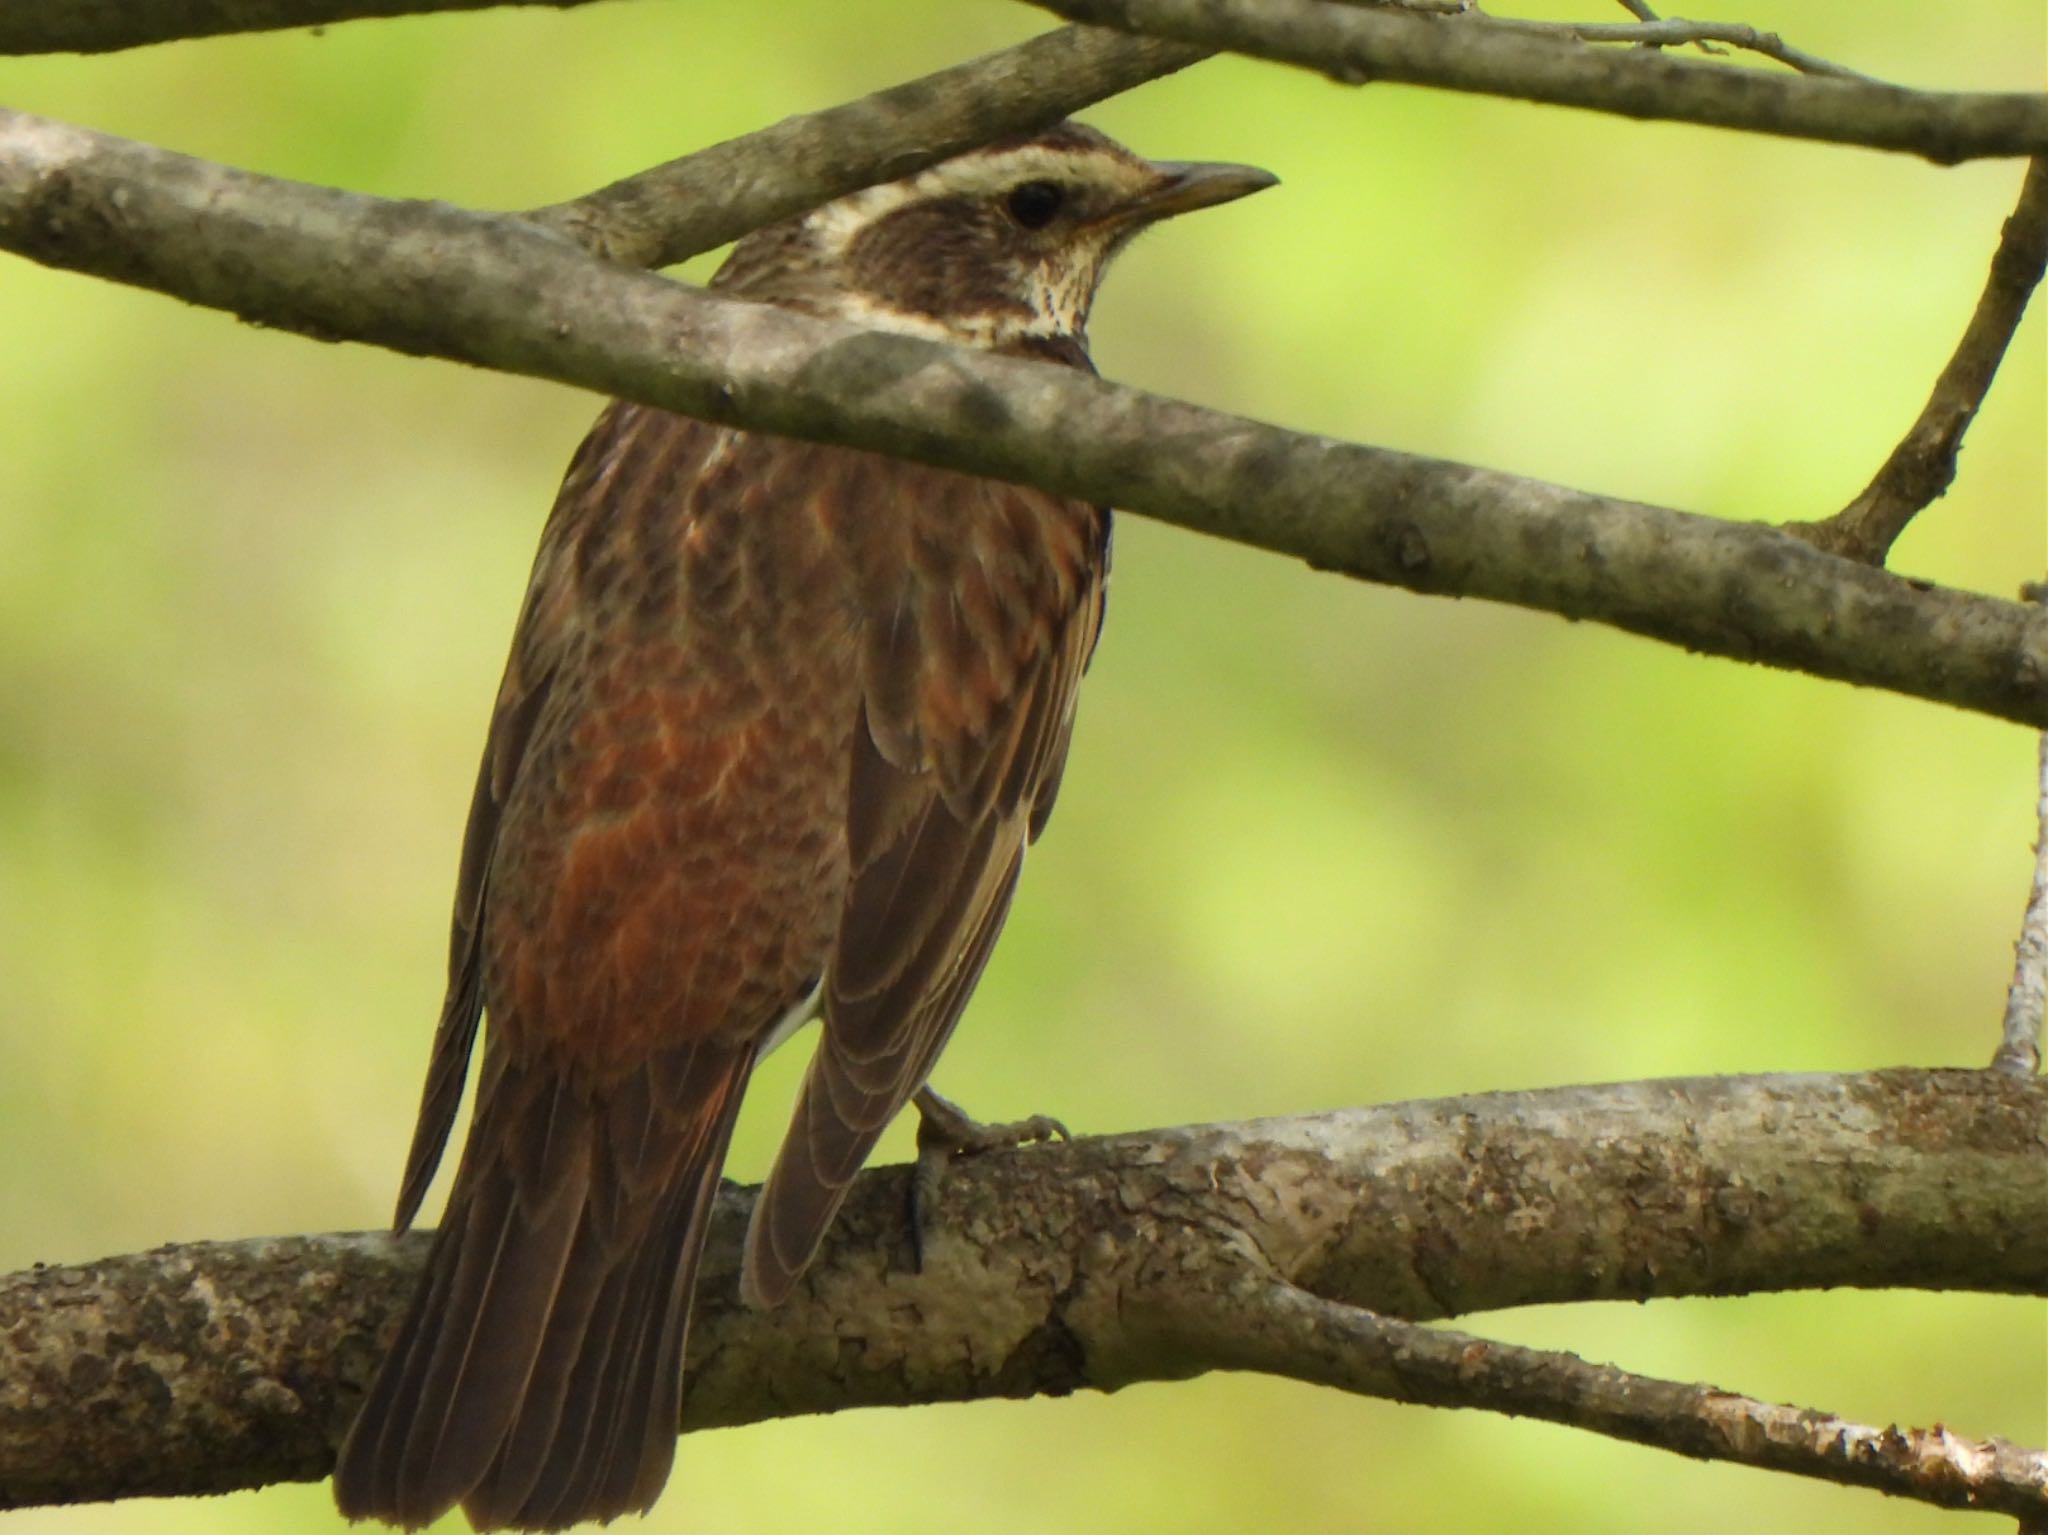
[908,1087,1068,1272]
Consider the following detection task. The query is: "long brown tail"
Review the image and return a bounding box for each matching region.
[334,1042,754,1531]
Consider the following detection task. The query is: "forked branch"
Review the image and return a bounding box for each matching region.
[1793,159,2048,565]
[1463,14,1880,83]
[1177,1282,2048,1519]
[1,1071,2041,1510]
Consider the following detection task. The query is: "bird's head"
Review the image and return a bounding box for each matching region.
[714,121,1275,358]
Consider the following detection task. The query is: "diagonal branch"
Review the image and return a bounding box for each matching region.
[1792,158,2048,565]
[1,1070,2040,1508]
[2,107,2045,727]
[1028,0,2048,162]
[9,6,1211,270]
[1180,1282,2048,1519]
[523,26,1207,270]
[0,0,618,54]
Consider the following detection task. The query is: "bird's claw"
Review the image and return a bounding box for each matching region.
[907,1087,1069,1272]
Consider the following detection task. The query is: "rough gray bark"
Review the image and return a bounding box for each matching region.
[2,109,2043,729]
[2,1070,2042,1510]
[523,27,1209,270]
[1030,0,2048,162]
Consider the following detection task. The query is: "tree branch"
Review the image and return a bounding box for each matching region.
[2,108,2045,727]
[1028,0,2048,162]
[1792,158,2048,565]
[1,1070,2040,1509]
[523,26,1208,270]
[1465,16,1881,84]
[1997,707,2048,1076]
[5,5,1209,269]
[1185,1282,2048,1519]
[0,0,616,55]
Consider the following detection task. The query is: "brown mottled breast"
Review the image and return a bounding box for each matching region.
[423,399,1104,1098]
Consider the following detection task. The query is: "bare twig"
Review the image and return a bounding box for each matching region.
[3,107,2046,728]
[1996,710,2048,1076]
[1185,1282,2048,1518]
[0,0,615,54]
[524,26,1207,270]
[1029,0,2048,162]
[1792,159,2048,565]
[1470,16,1880,83]
[2,1071,2041,1508]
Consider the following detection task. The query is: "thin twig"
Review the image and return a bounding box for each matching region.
[1192,1281,2048,1519]
[1030,0,2048,162]
[1995,686,2048,1076]
[523,26,1208,270]
[1471,16,1879,83]
[1791,159,2048,565]
[1614,0,1658,19]
[4,107,2048,728]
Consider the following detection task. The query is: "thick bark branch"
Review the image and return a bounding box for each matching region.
[0,0,615,54]
[1794,158,2048,564]
[2,109,2044,728]
[1030,0,2048,162]
[522,26,1208,270]
[1,1070,2040,1510]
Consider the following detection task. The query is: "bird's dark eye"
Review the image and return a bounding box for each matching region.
[1005,180,1065,229]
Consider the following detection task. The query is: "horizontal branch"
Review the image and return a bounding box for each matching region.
[6,107,2045,727]
[1031,0,2048,161]
[0,109,2039,722]
[1,1070,2039,1508]
[523,26,1208,269]
[0,0,614,54]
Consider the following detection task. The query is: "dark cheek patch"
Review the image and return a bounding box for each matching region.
[847,200,1033,325]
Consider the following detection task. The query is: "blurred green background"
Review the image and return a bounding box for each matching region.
[2,2,2042,1531]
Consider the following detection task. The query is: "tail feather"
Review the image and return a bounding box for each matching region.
[480,1159,701,1529]
[335,1043,754,1532]
[456,1210,620,1522]
[340,1117,586,1528]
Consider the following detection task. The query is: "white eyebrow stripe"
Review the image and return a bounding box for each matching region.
[804,144,1153,257]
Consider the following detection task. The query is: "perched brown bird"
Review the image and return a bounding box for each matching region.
[332,121,1273,1532]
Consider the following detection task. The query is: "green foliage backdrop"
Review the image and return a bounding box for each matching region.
[2,3,2041,1531]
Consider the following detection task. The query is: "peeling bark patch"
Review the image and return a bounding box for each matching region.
[992,1309,1087,1398]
